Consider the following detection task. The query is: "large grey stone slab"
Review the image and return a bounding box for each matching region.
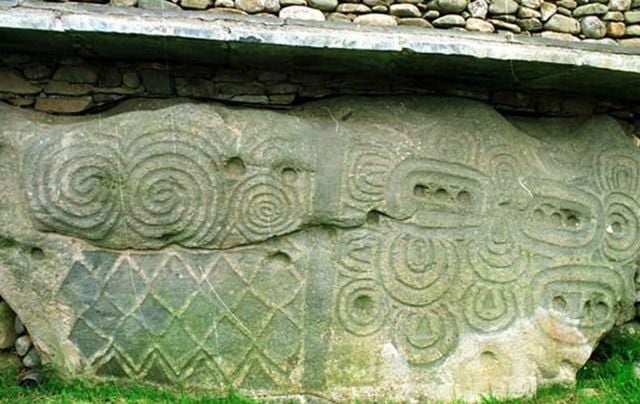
[0,97,639,401]
[0,3,640,101]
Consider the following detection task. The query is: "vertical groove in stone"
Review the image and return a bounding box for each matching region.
[301,230,334,390]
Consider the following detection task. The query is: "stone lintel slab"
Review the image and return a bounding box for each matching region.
[1,2,640,101]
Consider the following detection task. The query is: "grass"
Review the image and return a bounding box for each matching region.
[0,358,255,404]
[2,326,640,403]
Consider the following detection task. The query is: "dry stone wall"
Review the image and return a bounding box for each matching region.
[2,53,640,134]
[28,0,640,46]
[1,96,640,401]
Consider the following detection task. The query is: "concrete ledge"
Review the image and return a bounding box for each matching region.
[1,2,640,101]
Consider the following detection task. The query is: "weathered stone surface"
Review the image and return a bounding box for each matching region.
[53,66,98,85]
[540,30,580,40]
[22,349,41,368]
[44,81,92,96]
[138,0,181,9]
[557,0,577,8]
[0,302,16,350]
[34,97,93,113]
[15,335,31,357]
[139,69,172,96]
[354,13,398,25]
[518,17,543,31]
[581,15,607,38]
[466,16,495,30]
[490,18,522,31]
[326,11,350,21]
[398,17,434,26]
[489,0,519,15]
[14,316,25,335]
[607,21,626,36]
[279,5,324,19]
[181,0,212,9]
[573,3,608,17]
[214,0,235,7]
[307,0,336,11]
[467,0,488,18]
[235,0,267,12]
[492,13,517,22]
[557,6,572,16]
[540,1,557,21]
[518,6,542,19]
[433,13,466,26]
[209,6,248,13]
[0,96,639,401]
[23,64,53,81]
[280,0,307,6]
[336,3,371,13]
[521,0,542,8]
[110,0,138,7]
[122,70,140,88]
[544,14,581,33]
[0,70,41,95]
[620,37,640,45]
[389,3,421,17]
[625,24,640,35]
[609,0,631,11]
[603,11,625,21]
[438,0,468,14]
[625,10,640,24]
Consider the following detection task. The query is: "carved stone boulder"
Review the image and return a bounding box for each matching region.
[0,97,638,401]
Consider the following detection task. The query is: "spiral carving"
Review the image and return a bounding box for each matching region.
[23,131,222,247]
[231,173,302,240]
[346,144,395,204]
[25,138,122,240]
[124,132,222,246]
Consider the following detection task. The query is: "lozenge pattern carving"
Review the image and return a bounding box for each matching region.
[59,248,308,388]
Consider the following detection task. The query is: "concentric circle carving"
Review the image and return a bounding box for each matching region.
[337,279,388,336]
[471,218,527,283]
[603,192,640,262]
[393,305,458,366]
[379,232,456,306]
[463,283,518,333]
[596,148,640,194]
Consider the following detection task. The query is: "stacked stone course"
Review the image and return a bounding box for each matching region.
[0,299,39,372]
[2,53,640,138]
[27,0,640,45]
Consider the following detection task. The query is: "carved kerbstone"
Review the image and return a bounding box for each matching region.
[0,97,639,401]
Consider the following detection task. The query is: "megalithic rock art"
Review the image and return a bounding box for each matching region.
[0,96,638,401]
